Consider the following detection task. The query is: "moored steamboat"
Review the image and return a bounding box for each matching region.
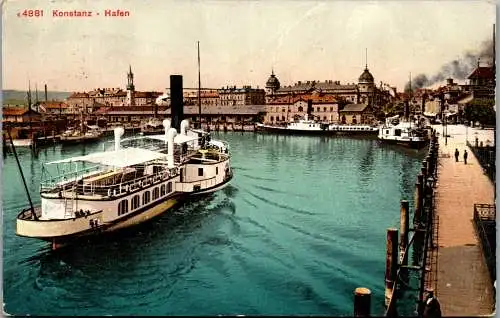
[16,75,233,249]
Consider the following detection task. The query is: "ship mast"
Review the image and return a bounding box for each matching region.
[197,41,202,129]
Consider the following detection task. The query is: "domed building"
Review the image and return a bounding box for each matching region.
[358,65,376,105]
[265,70,281,102]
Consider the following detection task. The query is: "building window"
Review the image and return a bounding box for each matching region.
[317,107,320,112]
[167,182,172,193]
[142,191,151,205]
[118,199,128,216]
[131,195,140,210]
[298,106,303,112]
[270,116,274,121]
[160,184,166,196]
[330,107,333,112]
[282,116,285,121]
[198,168,203,176]
[323,107,327,112]
[152,187,160,200]
[216,167,219,175]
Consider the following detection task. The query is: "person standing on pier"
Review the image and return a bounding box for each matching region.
[463,150,468,165]
[423,290,442,318]
[454,148,459,162]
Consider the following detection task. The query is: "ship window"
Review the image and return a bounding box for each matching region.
[118,199,128,216]
[160,184,166,196]
[152,187,160,200]
[198,168,203,176]
[131,195,140,210]
[216,167,218,175]
[142,191,151,205]
[167,182,172,193]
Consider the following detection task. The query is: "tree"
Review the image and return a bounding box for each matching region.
[464,98,496,127]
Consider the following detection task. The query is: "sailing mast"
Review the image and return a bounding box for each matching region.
[197,41,202,129]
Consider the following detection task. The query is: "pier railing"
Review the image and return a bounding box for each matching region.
[352,129,440,317]
[473,203,496,283]
[467,141,495,184]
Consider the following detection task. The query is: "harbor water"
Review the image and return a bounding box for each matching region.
[3,132,426,316]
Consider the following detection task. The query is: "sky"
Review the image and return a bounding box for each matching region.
[2,0,497,93]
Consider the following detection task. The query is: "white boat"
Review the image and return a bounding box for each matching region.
[60,125,103,144]
[378,115,429,149]
[140,117,164,135]
[10,139,33,147]
[256,114,378,136]
[328,123,379,135]
[16,119,233,249]
[256,114,331,135]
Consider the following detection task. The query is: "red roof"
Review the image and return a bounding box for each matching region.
[468,66,494,80]
[3,107,36,116]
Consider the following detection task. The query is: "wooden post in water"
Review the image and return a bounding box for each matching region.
[414,174,424,226]
[385,228,398,307]
[399,200,410,283]
[353,287,371,317]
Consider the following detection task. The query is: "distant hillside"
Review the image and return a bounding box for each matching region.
[2,90,71,104]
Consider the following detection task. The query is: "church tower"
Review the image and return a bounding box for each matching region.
[126,65,136,106]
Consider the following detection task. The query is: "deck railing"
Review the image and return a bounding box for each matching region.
[473,203,496,282]
[467,141,495,183]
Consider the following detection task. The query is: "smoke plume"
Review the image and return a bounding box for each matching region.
[404,39,494,92]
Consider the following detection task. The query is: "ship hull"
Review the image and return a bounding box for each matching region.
[256,124,379,136]
[59,135,102,145]
[378,138,429,149]
[256,125,334,136]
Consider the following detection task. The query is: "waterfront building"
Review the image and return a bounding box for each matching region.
[264,66,395,115]
[219,85,265,106]
[93,104,265,126]
[38,101,70,115]
[66,66,162,112]
[2,107,42,123]
[264,94,339,124]
[338,104,375,124]
[184,90,220,106]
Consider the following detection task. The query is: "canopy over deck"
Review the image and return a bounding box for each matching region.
[120,134,198,145]
[46,147,168,168]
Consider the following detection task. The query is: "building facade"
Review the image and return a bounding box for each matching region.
[219,86,265,106]
[264,94,339,124]
[264,66,395,114]
[66,66,162,113]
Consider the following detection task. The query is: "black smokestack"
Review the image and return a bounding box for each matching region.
[307,99,313,115]
[404,99,410,119]
[170,75,183,131]
[44,84,48,102]
[421,93,427,114]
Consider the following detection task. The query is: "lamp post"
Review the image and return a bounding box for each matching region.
[444,116,448,146]
[465,120,468,146]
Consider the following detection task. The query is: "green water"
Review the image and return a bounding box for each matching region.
[3,132,426,316]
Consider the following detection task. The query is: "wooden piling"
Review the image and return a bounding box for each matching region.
[385,228,399,307]
[414,174,424,226]
[400,200,410,283]
[353,287,371,317]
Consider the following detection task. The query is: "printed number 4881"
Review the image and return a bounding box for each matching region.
[21,10,43,17]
